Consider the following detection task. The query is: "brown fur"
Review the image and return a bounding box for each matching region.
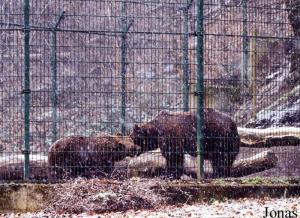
[48,134,140,180]
[130,108,240,178]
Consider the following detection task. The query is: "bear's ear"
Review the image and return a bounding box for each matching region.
[133,124,140,132]
[146,128,152,135]
[116,132,122,136]
[116,142,125,151]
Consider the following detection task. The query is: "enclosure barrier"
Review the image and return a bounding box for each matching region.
[0,0,299,182]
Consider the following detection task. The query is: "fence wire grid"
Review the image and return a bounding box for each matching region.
[0,0,299,182]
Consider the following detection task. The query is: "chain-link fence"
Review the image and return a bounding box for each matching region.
[0,0,299,182]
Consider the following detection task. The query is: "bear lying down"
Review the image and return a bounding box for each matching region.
[48,134,140,180]
[130,108,240,179]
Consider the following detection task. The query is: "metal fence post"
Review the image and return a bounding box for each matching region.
[182,0,193,112]
[196,0,205,179]
[51,29,58,144]
[51,11,65,144]
[242,0,249,88]
[120,1,133,135]
[251,28,258,120]
[23,0,31,180]
[120,1,127,136]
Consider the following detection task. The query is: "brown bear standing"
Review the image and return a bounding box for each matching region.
[48,134,140,180]
[130,108,240,179]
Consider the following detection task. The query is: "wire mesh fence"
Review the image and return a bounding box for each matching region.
[0,0,299,182]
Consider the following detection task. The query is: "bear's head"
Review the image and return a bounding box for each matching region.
[130,124,159,153]
[115,134,141,157]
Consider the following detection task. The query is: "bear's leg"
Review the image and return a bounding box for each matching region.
[219,139,238,178]
[165,154,184,179]
[49,165,71,181]
[48,166,61,182]
[224,152,237,177]
[165,143,184,179]
[103,160,114,176]
[221,154,231,178]
[212,152,235,178]
[211,150,227,178]
[211,155,221,178]
[84,160,111,178]
[160,138,184,179]
[71,165,81,178]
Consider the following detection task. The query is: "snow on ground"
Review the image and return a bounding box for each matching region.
[2,198,299,218]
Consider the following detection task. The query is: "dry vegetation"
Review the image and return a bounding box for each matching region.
[0,177,299,215]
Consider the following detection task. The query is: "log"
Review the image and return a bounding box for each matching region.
[0,155,48,181]
[231,150,278,177]
[238,127,300,148]
[126,149,278,179]
[127,148,166,178]
[126,149,207,179]
[0,149,279,180]
[238,127,300,138]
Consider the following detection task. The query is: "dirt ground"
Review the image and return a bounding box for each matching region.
[0,177,299,217]
[1,197,299,218]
